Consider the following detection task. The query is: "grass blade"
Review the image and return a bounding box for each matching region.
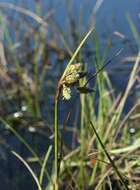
[39,145,53,185]
[60,27,94,81]
[0,118,52,185]
[12,151,42,190]
[54,28,94,189]
[89,121,129,190]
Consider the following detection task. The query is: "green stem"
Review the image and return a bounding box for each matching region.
[53,28,94,189]
[90,121,129,190]
[54,98,59,190]
[80,94,85,188]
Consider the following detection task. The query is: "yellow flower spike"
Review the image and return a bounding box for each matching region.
[61,63,83,86]
[62,85,71,100]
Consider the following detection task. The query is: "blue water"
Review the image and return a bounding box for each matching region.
[1,0,140,60]
[1,0,139,36]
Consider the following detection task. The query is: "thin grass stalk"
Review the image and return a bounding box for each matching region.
[60,28,94,81]
[110,137,140,154]
[95,168,112,190]
[51,17,73,56]
[35,0,42,15]
[79,93,86,188]
[79,63,87,187]
[0,119,52,185]
[114,103,139,140]
[33,34,41,117]
[127,14,140,48]
[0,2,49,27]
[89,160,98,186]
[89,34,105,188]
[54,28,94,189]
[115,51,140,120]
[94,33,104,125]
[89,121,130,190]
[12,151,42,190]
[54,98,59,190]
[40,145,53,186]
[107,176,113,190]
[104,51,140,142]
